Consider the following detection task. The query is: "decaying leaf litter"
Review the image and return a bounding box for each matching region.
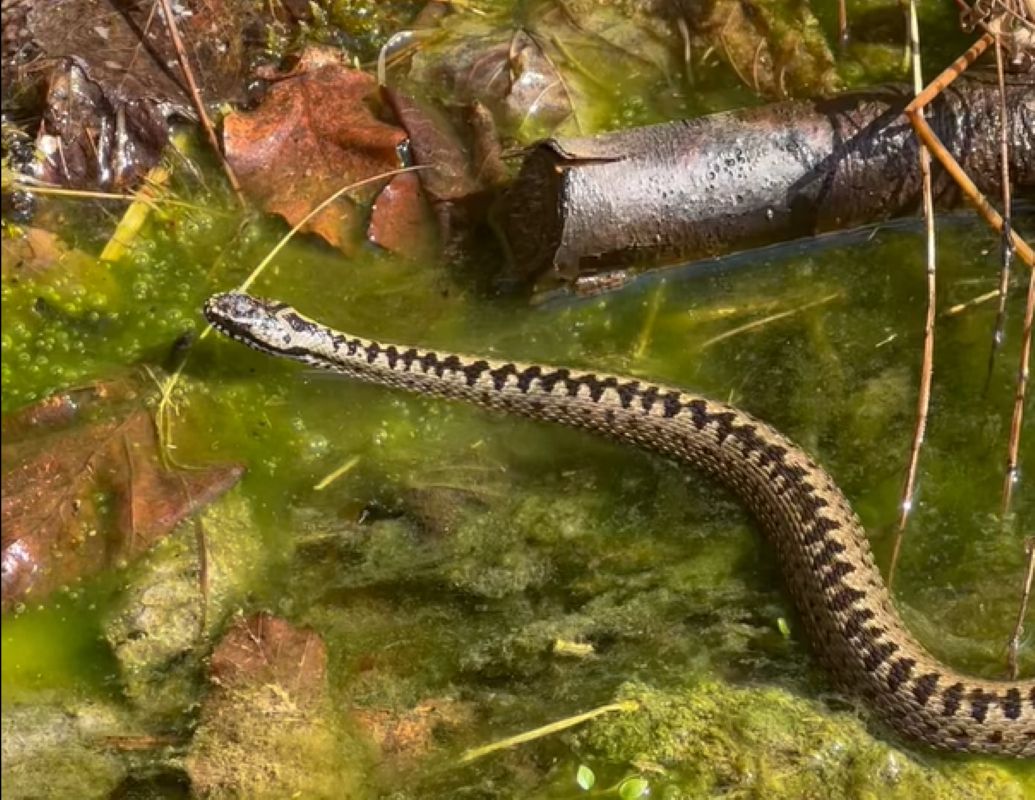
[2,0,1035,798]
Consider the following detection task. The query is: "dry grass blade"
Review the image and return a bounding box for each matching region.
[698,293,841,350]
[943,288,1000,317]
[155,166,427,465]
[888,0,937,589]
[983,37,1017,388]
[1007,538,1035,679]
[458,700,639,764]
[100,165,171,262]
[1002,261,1035,513]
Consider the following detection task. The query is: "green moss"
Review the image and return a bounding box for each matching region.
[577,681,1029,799]
[1,702,131,800]
[186,684,372,799]
[104,494,268,719]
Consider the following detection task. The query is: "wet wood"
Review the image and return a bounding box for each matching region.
[499,71,1034,286]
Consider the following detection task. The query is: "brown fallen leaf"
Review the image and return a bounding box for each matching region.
[208,612,327,702]
[382,89,484,204]
[224,49,411,254]
[353,698,474,764]
[186,614,365,798]
[1,385,244,612]
[367,170,437,260]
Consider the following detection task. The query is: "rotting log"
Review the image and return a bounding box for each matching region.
[497,71,1034,287]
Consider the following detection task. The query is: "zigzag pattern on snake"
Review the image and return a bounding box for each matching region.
[204,291,1035,757]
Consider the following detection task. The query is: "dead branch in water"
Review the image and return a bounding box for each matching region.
[501,74,1033,289]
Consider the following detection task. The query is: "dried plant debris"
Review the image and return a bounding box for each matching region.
[403,0,837,146]
[4,0,258,189]
[1,380,244,612]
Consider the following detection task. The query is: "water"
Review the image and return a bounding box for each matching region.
[2,0,1033,795]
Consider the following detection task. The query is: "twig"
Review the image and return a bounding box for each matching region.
[904,33,1035,270]
[458,700,640,764]
[1006,538,1035,679]
[1002,257,1035,514]
[699,293,841,350]
[888,0,937,588]
[156,0,245,205]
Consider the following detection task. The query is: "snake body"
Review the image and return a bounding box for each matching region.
[204,291,1035,757]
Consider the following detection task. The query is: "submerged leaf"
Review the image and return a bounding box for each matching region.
[680,0,839,97]
[186,613,369,798]
[1,384,243,612]
[208,613,327,700]
[368,170,437,259]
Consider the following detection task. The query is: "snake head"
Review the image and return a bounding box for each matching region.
[204,292,297,354]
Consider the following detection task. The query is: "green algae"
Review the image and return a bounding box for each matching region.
[186,681,372,799]
[575,681,1031,800]
[2,1,1034,797]
[103,494,268,720]
[1,701,139,800]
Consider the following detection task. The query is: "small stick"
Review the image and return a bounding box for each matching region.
[889,0,937,588]
[1002,258,1035,514]
[458,700,639,764]
[1007,538,1035,680]
[156,0,245,205]
[904,33,1035,270]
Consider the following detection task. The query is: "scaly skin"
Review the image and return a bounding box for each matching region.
[205,291,1035,757]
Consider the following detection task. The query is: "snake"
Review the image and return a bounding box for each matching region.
[204,290,1035,757]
